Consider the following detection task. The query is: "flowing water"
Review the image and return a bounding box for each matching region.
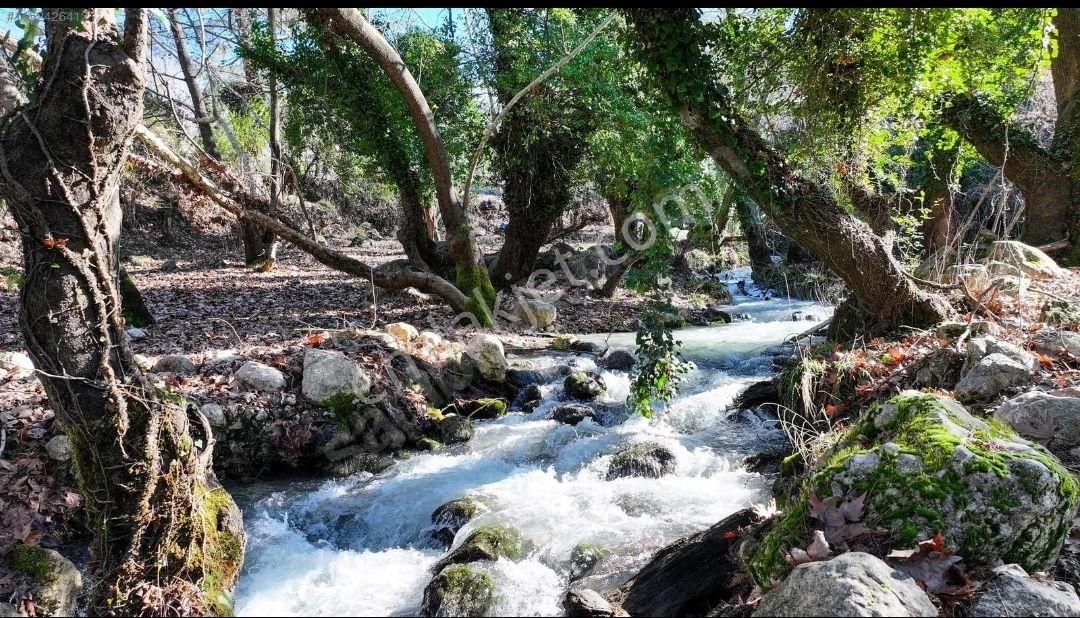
[233,268,832,616]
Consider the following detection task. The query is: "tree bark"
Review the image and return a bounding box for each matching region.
[733,191,773,285]
[625,9,951,335]
[1055,7,1080,263]
[316,8,495,319]
[0,10,243,615]
[921,143,959,255]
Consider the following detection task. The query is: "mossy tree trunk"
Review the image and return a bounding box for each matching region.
[625,9,952,335]
[732,190,773,285]
[0,10,243,615]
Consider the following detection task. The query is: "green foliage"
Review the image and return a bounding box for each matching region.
[627,296,690,418]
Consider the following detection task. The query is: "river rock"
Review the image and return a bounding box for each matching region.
[994,391,1080,461]
[434,415,474,445]
[518,384,543,412]
[564,589,627,618]
[985,240,1066,279]
[565,371,606,401]
[513,299,557,330]
[351,406,409,453]
[45,435,72,462]
[302,348,372,405]
[552,404,595,426]
[606,442,677,481]
[506,364,571,389]
[465,334,508,383]
[152,354,198,375]
[5,545,83,617]
[599,348,635,371]
[234,361,286,392]
[735,380,779,410]
[617,508,761,616]
[971,565,1080,617]
[753,552,936,617]
[433,525,522,572]
[570,542,609,580]
[452,398,508,421]
[385,322,419,343]
[751,391,1078,583]
[705,305,733,323]
[569,339,609,356]
[421,565,495,618]
[1033,329,1080,360]
[430,499,482,548]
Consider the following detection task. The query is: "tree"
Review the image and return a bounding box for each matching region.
[623,9,952,335]
[0,9,242,615]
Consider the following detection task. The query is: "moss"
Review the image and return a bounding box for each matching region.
[569,542,609,579]
[458,398,507,420]
[8,545,58,583]
[456,264,496,327]
[196,483,244,617]
[747,500,809,585]
[418,438,443,451]
[425,565,495,617]
[323,392,359,431]
[552,335,572,350]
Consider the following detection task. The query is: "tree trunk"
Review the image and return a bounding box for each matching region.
[316,8,495,320]
[921,143,959,255]
[625,9,951,335]
[0,10,243,615]
[258,6,282,271]
[1054,7,1080,264]
[733,191,773,285]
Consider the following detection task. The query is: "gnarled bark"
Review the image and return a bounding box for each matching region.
[625,9,951,335]
[0,10,242,615]
[733,191,773,285]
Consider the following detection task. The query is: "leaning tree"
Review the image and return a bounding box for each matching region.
[0,9,243,615]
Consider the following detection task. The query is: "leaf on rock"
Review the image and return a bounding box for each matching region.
[806,530,831,561]
[887,534,970,595]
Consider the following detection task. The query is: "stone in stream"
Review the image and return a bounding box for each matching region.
[564,589,627,618]
[598,348,635,371]
[429,499,482,548]
[465,334,508,383]
[552,404,596,426]
[614,508,761,616]
[569,542,610,580]
[421,565,495,618]
[565,371,607,401]
[734,379,778,410]
[753,552,936,617]
[432,524,523,573]
[433,415,474,445]
[605,442,677,481]
[569,339,608,356]
[517,384,543,412]
[506,363,571,389]
[451,398,508,421]
[970,564,1080,617]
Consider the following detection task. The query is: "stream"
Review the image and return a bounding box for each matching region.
[232,268,833,616]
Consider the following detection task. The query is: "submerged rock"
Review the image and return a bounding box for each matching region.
[749,391,1079,585]
[569,542,609,580]
[753,552,936,617]
[552,404,596,426]
[234,360,286,392]
[565,371,607,401]
[617,508,761,616]
[430,499,482,548]
[971,565,1080,617]
[421,565,495,618]
[433,415,474,445]
[302,348,371,405]
[599,348,635,371]
[433,525,523,572]
[606,442,677,481]
[518,384,543,412]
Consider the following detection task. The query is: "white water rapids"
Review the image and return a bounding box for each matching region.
[233,269,832,616]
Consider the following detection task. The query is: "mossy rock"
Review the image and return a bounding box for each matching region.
[606,442,677,481]
[6,545,82,616]
[569,542,609,580]
[430,499,482,548]
[421,565,495,617]
[454,398,508,421]
[564,371,606,401]
[330,453,395,477]
[748,391,1079,586]
[433,524,523,572]
[433,415,474,445]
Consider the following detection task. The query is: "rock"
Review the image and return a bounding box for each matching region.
[606,442,677,481]
[995,391,1080,461]
[570,542,609,580]
[518,384,543,412]
[1033,329,1080,360]
[971,565,1080,617]
[955,352,1033,401]
[705,305,733,323]
[552,404,595,426]
[985,240,1066,280]
[618,508,761,616]
[434,415,474,445]
[132,353,154,371]
[5,545,83,617]
[453,398,508,421]
[564,589,627,618]
[124,327,148,341]
[234,361,286,392]
[430,499,482,548]
[0,351,33,376]
[330,453,395,477]
[421,565,495,618]
[963,336,1036,373]
[350,406,410,453]
[913,347,962,389]
[735,380,779,410]
[683,248,715,273]
[942,263,993,293]
[418,331,443,349]
[302,348,371,405]
[433,524,523,572]
[45,435,72,462]
[935,320,994,338]
[750,392,1079,584]
[565,371,607,401]
[151,354,198,375]
[161,258,179,272]
[385,322,419,343]
[465,334,508,383]
[200,403,227,428]
[599,348,635,371]
[506,364,571,389]
[569,339,608,356]
[753,552,936,617]
[514,299,558,330]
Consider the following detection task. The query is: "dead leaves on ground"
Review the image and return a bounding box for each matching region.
[887,533,972,596]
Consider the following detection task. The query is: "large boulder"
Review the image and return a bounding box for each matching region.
[565,371,607,401]
[301,348,371,405]
[995,391,1080,462]
[985,240,1066,280]
[971,565,1080,617]
[429,499,482,548]
[513,299,557,330]
[433,525,523,573]
[5,545,83,617]
[749,392,1078,585]
[421,565,495,618]
[606,442,677,481]
[753,552,936,617]
[616,508,761,616]
[465,334,508,383]
[234,361,286,392]
[506,363,571,389]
